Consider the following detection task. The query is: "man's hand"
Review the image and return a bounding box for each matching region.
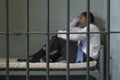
[70,17,80,27]
[72,17,80,23]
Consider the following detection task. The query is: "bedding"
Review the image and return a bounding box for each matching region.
[0,58,97,70]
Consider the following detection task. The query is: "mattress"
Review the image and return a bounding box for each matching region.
[0,58,97,70]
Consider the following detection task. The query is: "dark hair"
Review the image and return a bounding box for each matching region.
[81,12,95,24]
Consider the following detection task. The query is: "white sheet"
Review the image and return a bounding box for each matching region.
[0,58,97,70]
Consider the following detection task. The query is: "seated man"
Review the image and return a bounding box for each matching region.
[17,12,100,63]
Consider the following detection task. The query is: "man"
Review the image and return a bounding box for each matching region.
[57,12,100,62]
[18,12,100,63]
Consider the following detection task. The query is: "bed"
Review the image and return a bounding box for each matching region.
[0,46,104,80]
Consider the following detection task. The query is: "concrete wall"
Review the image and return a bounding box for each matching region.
[110,0,120,80]
[0,0,105,58]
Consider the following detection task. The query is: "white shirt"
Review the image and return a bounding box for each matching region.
[57,24,101,60]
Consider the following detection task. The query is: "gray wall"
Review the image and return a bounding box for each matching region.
[110,0,120,80]
[0,0,105,58]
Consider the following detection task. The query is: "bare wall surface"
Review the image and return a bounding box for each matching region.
[110,0,120,80]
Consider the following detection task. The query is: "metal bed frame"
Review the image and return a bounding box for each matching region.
[0,0,114,80]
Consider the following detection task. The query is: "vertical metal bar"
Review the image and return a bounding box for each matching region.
[6,0,9,80]
[66,0,70,80]
[106,0,110,80]
[86,0,90,80]
[46,0,50,80]
[26,0,30,80]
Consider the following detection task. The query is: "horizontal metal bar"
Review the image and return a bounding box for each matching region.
[0,31,120,35]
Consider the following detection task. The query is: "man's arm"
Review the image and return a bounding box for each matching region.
[57,28,87,41]
[70,17,79,27]
[57,24,100,41]
[50,17,79,37]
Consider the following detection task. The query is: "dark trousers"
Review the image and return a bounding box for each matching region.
[32,35,78,63]
[32,35,94,63]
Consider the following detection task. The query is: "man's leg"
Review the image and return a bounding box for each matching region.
[42,51,62,62]
[31,35,63,60]
[17,35,65,62]
[60,40,78,63]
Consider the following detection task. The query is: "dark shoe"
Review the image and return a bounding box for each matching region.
[17,58,26,62]
[17,56,40,63]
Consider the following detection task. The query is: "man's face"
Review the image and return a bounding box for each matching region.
[79,14,86,28]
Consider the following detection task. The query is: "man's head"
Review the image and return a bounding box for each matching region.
[79,12,95,28]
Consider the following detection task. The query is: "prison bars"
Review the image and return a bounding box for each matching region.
[26,0,30,80]
[106,0,110,80]
[6,0,9,80]
[2,0,112,80]
[66,0,70,80]
[86,0,90,80]
[46,0,50,80]
[1,31,120,35]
